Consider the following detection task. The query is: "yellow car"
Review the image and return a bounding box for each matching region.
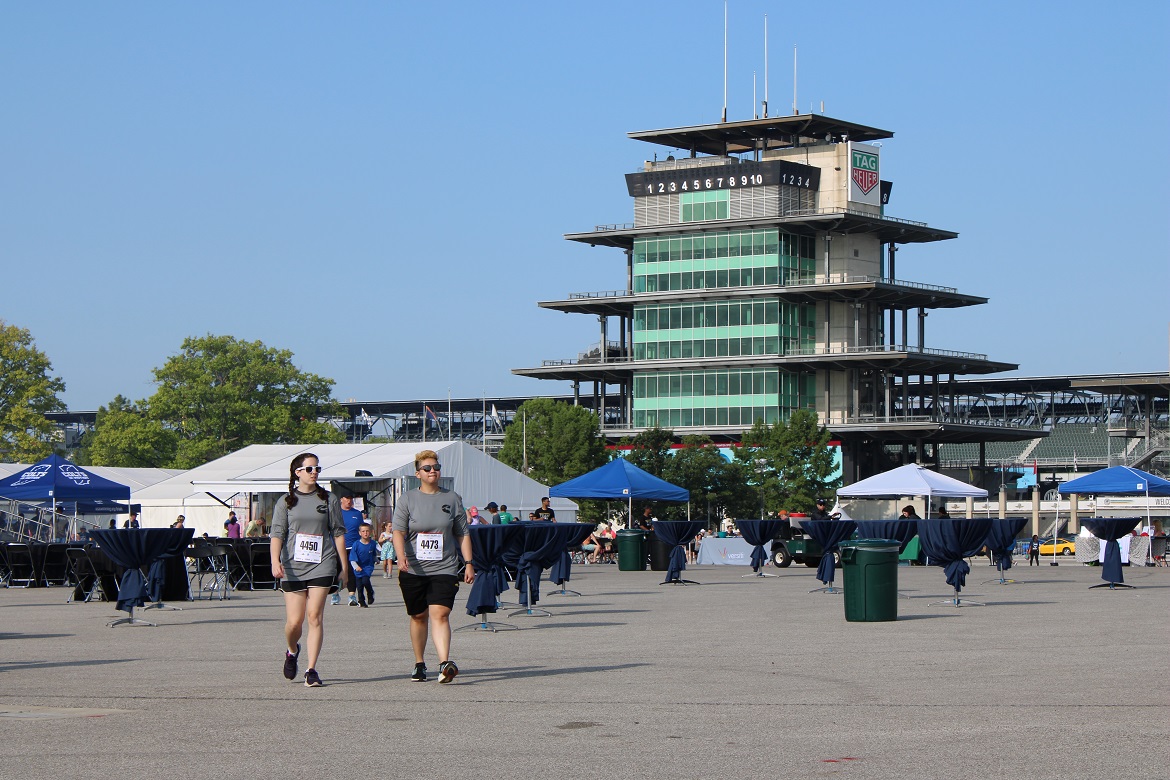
[1038,537,1075,556]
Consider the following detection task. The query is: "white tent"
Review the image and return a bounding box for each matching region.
[837,464,987,513]
[132,441,575,537]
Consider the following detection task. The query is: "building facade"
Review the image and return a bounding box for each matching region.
[515,114,1037,480]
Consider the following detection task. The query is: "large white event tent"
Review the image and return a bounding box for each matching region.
[837,463,987,517]
[131,441,575,537]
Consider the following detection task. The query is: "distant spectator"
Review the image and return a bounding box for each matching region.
[224,512,242,539]
[244,516,264,538]
[124,512,140,529]
[900,505,920,520]
[497,504,514,524]
[171,515,186,529]
[534,497,556,522]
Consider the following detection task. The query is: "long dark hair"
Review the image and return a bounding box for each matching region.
[286,452,328,508]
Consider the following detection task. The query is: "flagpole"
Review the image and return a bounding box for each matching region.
[422,403,426,444]
[448,389,452,442]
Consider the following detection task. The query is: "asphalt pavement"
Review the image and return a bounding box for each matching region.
[1,558,1166,779]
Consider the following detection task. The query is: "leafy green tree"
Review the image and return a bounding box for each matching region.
[148,335,344,469]
[736,409,840,514]
[0,320,66,461]
[619,427,674,478]
[77,395,178,468]
[498,397,606,487]
[661,435,731,523]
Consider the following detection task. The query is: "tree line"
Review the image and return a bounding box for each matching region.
[4,320,839,521]
[0,320,342,468]
[497,397,840,526]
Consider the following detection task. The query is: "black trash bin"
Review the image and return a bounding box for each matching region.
[839,539,900,622]
[616,530,647,571]
[648,535,672,571]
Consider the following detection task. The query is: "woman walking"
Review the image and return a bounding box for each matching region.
[392,449,473,684]
[270,453,347,687]
[1028,534,1041,566]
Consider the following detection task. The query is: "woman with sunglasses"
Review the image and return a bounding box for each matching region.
[270,453,347,687]
[392,449,473,684]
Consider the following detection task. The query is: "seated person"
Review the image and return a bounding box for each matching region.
[581,534,600,563]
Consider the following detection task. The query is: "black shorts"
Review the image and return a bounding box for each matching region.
[280,575,339,594]
[398,571,459,615]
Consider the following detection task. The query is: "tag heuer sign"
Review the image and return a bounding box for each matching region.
[847,141,881,207]
[851,149,879,195]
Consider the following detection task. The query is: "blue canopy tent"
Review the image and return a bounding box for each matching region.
[1059,466,1170,572]
[0,455,132,503]
[549,458,690,521]
[0,455,132,538]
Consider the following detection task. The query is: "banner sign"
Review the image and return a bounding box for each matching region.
[848,142,881,207]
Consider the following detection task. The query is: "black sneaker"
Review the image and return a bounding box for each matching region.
[359,602,368,608]
[410,663,427,682]
[283,644,300,681]
[368,595,374,605]
[348,598,358,607]
[304,668,322,687]
[437,660,459,684]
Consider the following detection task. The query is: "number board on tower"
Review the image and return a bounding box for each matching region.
[625,159,820,198]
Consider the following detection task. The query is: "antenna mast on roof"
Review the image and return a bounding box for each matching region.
[792,45,798,115]
[762,14,769,118]
[722,1,728,123]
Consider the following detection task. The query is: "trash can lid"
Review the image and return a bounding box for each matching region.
[839,538,900,551]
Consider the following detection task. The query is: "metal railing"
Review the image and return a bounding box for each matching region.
[539,343,988,367]
[590,207,930,234]
[560,275,958,301]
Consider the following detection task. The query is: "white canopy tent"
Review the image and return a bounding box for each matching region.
[837,464,987,518]
[132,441,575,537]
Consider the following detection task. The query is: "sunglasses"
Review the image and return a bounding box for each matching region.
[419,464,442,473]
[297,466,323,473]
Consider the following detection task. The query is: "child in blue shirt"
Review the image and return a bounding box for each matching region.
[349,523,379,607]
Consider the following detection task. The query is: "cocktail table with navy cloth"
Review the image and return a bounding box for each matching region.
[90,528,195,626]
[651,521,705,584]
[1082,517,1142,589]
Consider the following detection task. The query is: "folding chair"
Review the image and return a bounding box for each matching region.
[66,547,106,603]
[5,543,39,587]
[221,540,252,590]
[248,541,278,590]
[0,543,10,587]
[42,543,71,586]
[186,540,228,600]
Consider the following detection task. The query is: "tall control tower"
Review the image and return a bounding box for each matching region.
[514,114,1032,480]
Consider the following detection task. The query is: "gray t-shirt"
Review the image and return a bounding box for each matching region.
[392,488,469,577]
[270,490,345,582]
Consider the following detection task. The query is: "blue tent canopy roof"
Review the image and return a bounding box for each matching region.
[0,454,132,502]
[549,458,690,502]
[1058,466,1170,496]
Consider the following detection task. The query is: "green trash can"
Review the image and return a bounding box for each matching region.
[617,529,647,571]
[839,539,900,622]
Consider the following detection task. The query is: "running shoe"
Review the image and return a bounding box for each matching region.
[283,644,300,681]
[437,660,459,684]
[330,593,340,606]
[368,594,374,605]
[410,662,427,682]
[348,595,358,606]
[304,668,322,687]
[359,602,368,608]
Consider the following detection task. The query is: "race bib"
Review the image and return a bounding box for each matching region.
[293,533,323,564]
[415,532,443,561]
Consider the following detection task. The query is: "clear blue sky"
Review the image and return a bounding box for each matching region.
[3,2,1167,410]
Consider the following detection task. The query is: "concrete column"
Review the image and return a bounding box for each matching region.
[1031,485,1041,537]
[901,309,908,351]
[998,484,1007,520]
[573,381,580,406]
[599,316,607,364]
[965,496,974,519]
[1069,494,1080,535]
[918,308,926,352]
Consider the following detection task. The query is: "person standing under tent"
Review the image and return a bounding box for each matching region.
[392,449,473,684]
[270,453,347,688]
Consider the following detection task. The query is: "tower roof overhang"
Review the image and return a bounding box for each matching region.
[628,114,894,155]
[567,212,957,249]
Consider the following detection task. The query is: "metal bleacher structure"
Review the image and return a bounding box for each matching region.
[929,373,1169,497]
